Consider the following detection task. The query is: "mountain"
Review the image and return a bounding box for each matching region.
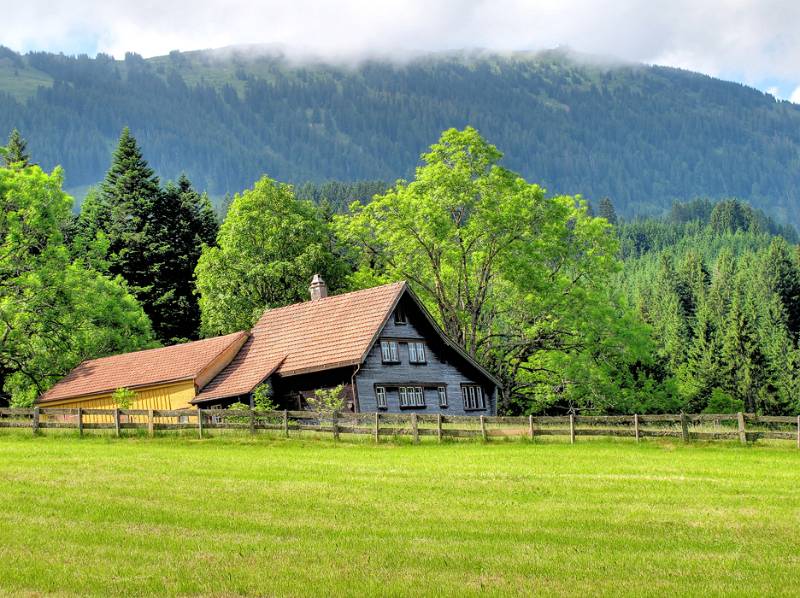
[2,45,800,224]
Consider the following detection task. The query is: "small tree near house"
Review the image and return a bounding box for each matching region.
[112,387,135,410]
[306,384,345,414]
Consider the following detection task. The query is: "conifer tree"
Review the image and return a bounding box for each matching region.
[147,174,218,341]
[598,197,618,225]
[3,129,30,167]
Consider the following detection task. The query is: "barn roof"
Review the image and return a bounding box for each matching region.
[192,281,406,403]
[38,332,249,403]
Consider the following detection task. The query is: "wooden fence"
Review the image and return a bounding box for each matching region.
[1,408,799,446]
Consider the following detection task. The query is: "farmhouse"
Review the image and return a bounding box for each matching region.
[39,278,499,415]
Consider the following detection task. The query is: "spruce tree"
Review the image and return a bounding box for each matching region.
[598,197,618,225]
[147,174,218,342]
[4,129,30,167]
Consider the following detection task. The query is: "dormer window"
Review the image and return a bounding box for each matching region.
[380,340,399,363]
[394,307,407,325]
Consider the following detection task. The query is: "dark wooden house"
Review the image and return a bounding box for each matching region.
[192,277,499,415]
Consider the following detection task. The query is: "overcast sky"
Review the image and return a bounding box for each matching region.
[4,0,800,100]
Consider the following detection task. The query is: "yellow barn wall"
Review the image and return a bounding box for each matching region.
[40,381,198,423]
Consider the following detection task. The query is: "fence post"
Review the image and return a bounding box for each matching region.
[77,408,83,436]
[437,413,442,443]
[411,412,419,444]
[634,414,640,443]
[32,407,40,435]
[332,411,339,441]
[529,415,534,441]
[114,408,120,437]
[737,412,747,445]
[249,409,256,435]
[569,414,575,444]
[374,412,380,443]
[283,410,289,438]
[797,415,799,450]
[147,409,154,437]
[197,408,203,439]
[680,412,689,443]
[479,415,486,441]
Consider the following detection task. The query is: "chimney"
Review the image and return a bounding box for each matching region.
[309,274,328,301]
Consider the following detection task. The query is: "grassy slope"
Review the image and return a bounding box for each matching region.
[0,58,52,102]
[0,436,798,596]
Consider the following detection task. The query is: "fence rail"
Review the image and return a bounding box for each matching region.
[1,408,799,447]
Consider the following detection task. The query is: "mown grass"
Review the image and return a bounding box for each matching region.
[0,434,798,596]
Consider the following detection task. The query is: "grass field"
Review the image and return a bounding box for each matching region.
[1,435,799,596]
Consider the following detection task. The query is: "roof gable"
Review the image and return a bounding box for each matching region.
[39,332,249,403]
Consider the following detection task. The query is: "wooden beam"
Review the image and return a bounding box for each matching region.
[634,413,639,443]
[411,412,419,444]
[437,413,442,443]
[77,408,83,437]
[569,414,575,444]
[197,409,204,438]
[114,408,120,437]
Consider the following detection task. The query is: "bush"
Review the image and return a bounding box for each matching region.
[703,388,745,414]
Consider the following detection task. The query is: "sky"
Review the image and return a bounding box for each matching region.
[4,0,800,100]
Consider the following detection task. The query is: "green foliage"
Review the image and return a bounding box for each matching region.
[195,176,347,335]
[616,204,800,415]
[5,48,800,226]
[112,387,135,409]
[251,383,276,412]
[0,163,155,405]
[74,130,218,343]
[3,129,30,167]
[306,384,345,414]
[339,127,662,413]
[703,388,744,414]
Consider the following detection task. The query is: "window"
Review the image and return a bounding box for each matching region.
[394,308,407,325]
[438,386,448,408]
[375,386,387,409]
[408,342,426,364]
[380,340,399,363]
[399,386,425,408]
[462,385,486,410]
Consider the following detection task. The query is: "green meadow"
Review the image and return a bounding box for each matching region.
[1,435,799,596]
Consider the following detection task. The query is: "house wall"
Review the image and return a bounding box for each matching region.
[355,311,497,415]
[271,367,356,411]
[38,380,197,422]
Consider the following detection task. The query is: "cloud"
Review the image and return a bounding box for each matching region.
[2,0,800,89]
[790,86,800,104]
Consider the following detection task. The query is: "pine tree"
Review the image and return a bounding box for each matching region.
[4,129,30,167]
[681,298,722,410]
[598,197,618,225]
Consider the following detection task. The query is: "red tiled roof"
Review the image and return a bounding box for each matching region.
[39,332,249,403]
[193,281,406,402]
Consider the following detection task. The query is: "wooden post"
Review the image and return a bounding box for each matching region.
[634,414,640,443]
[411,412,419,444]
[569,414,575,444]
[147,409,154,437]
[529,415,534,441]
[374,412,380,443]
[283,410,289,438]
[797,415,799,450]
[249,409,256,435]
[479,415,486,441]
[332,412,339,441]
[197,409,204,439]
[737,411,747,445]
[77,408,83,436]
[114,408,121,437]
[32,407,40,435]
[437,413,442,443]
[680,412,689,442]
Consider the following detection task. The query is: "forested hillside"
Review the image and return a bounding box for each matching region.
[2,46,800,224]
